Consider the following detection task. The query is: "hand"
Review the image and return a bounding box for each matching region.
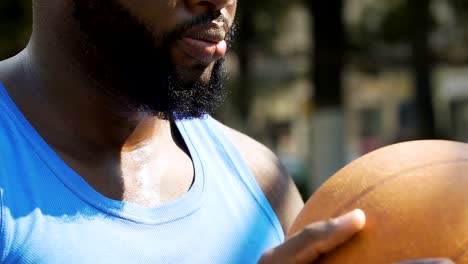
[258,209,366,264]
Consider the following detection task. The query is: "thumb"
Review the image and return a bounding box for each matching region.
[260,209,366,264]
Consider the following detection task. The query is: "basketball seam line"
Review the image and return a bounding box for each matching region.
[330,158,468,261]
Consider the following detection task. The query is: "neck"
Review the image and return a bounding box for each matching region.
[1,18,172,161]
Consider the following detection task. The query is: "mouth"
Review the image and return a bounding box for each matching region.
[177,25,228,65]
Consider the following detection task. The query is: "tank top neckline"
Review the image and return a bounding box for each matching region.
[0,82,206,225]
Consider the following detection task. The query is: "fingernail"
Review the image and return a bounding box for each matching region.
[337,209,366,229]
[353,209,366,228]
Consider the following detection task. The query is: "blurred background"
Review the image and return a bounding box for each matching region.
[2,0,468,199]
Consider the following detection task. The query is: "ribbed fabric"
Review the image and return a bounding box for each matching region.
[0,83,284,263]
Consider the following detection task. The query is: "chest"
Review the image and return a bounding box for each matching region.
[0,149,282,264]
[60,145,195,208]
[0,115,283,263]
[1,194,281,264]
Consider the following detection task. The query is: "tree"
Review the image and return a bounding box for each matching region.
[306,0,345,109]
[305,0,347,189]
[230,0,300,125]
[347,0,438,139]
[407,0,436,139]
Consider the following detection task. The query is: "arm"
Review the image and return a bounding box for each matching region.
[220,124,303,234]
[219,124,364,262]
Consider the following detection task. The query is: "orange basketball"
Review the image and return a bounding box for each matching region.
[288,140,468,263]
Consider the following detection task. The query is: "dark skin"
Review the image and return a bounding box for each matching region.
[0,0,454,263]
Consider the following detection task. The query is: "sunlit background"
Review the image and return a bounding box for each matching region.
[2,0,468,199]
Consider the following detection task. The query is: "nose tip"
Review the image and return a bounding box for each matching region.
[187,0,234,12]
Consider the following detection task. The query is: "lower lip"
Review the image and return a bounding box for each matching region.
[178,37,227,65]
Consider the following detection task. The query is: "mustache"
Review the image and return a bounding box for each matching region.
[164,11,232,43]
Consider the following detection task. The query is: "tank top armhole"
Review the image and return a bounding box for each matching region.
[204,117,285,242]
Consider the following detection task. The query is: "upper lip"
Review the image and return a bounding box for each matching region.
[181,23,227,43]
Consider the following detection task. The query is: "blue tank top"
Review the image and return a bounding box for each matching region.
[0,83,284,263]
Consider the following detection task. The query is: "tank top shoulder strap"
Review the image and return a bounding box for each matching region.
[176,116,285,242]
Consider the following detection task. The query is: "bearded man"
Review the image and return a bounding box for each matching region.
[0,0,454,263]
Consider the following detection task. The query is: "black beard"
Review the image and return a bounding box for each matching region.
[72,0,234,120]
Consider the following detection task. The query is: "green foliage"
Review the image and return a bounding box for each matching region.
[380,1,436,44]
[450,0,468,19]
[346,0,468,66]
[449,0,468,47]
[235,0,301,53]
[351,1,436,46]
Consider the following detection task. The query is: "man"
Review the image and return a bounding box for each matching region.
[0,0,454,263]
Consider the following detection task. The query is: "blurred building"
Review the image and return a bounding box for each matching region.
[223,0,468,196]
[435,67,468,142]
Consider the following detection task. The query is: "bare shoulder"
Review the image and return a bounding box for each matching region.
[217,121,304,234]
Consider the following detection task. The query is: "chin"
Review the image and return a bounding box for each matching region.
[175,63,216,86]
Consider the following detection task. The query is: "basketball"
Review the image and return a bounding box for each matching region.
[287,140,468,263]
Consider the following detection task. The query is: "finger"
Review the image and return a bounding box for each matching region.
[393,259,454,264]
[260,209,366,264]
[293,209,366,262]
